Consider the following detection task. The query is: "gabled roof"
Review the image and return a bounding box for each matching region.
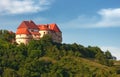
[16,28,31,34]
[17,20,39,29]
[49,23,61,32]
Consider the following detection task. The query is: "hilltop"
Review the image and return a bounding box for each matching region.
[0,30,120,77]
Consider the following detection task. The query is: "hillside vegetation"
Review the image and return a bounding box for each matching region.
[0,30,119,77]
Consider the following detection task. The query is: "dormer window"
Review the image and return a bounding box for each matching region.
[31,30,34,32]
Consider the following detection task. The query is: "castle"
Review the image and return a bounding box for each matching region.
[15,20,62,44]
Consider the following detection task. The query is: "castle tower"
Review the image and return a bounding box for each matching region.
[49,23,62,43]
[16,20,40,44]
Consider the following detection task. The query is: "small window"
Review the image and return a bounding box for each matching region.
[31,30,34,32]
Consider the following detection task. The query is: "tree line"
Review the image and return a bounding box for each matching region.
[0,30,117,77]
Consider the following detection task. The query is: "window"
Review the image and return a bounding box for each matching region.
[31,30,34,32]
[44,32,45,34]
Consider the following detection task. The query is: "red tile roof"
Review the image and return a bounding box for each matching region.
[49,23,61,32]
[17,20,39,29]
[38,24,49,30]
[16,28,30,34]
[38,23,61,32]
[16,20,61,35]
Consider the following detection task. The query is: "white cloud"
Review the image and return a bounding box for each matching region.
[96,8,120,27]
[61,8,120,28]
[98,8,120,18]
[0,0,54,15]
[101,46,120,60]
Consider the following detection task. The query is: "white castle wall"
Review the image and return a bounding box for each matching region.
[39,30,49,38]
[16,34,32,44]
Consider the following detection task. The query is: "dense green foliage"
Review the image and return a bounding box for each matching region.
[0,30,118,77]
[0,30,15,43]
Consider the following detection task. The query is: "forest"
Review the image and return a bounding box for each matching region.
[0,30,120,77]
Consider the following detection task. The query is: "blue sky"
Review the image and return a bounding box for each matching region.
[0,0,120,59]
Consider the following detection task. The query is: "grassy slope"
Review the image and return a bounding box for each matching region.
[39,56,116,77]
[113,61,120,77]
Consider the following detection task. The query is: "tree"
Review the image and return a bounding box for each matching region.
[0,30,15,43]
[18,59,52,77]
[95,52,107,65]
[105,50,113,59]
[2,68,18,77]
[29,50,43,58]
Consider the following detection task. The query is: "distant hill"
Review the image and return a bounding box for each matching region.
[0,29,119,77]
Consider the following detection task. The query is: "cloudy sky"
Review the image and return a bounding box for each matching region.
[0,0,120,59]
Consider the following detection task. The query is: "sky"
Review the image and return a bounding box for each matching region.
[0,0,120,59]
